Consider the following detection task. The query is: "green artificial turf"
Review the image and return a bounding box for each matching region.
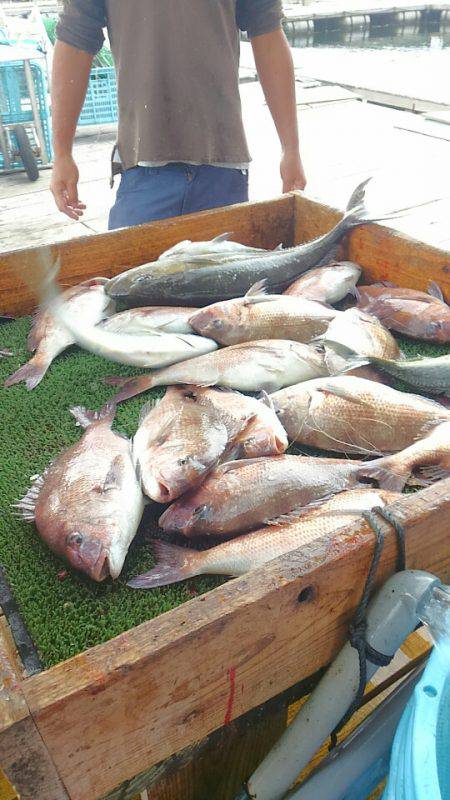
[0,318,449,668]
[0,316,224,668]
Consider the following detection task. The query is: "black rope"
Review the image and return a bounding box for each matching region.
[329,505,406,748]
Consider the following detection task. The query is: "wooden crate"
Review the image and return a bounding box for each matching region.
[1,193,449,800]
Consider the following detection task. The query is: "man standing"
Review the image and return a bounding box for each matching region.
[51,1,306,229]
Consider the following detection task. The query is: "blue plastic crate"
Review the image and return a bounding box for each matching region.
[79,67,118,125]
[0,58,52,170]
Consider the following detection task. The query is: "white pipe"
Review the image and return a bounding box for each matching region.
[288,664,424,800]
[236,570,438,800]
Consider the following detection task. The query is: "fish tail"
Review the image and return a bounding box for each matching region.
[70,401,116,429]
[105,374,156,404]
[4,354,50,390]
[343,177,406,229]
[357,458,410,492]
[127,540,203,589]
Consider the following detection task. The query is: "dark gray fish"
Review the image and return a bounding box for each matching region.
[106,180,387,307]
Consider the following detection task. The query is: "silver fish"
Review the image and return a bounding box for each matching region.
[106,179,392,307]
[100,306,198,335]
[5,278,115,390]
[339,351,450,397]
[158,232,269,260]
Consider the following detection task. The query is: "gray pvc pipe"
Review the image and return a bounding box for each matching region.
[236,570,438,800]
[288,663,424,800]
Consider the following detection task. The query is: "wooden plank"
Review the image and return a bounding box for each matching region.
[0,617,68,800]
[0,196,295,316]
[138,701,287,800]
[293,193,450,298]
[20,480,450,800]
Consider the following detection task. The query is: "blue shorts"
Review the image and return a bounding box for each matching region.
[108,162,249,230]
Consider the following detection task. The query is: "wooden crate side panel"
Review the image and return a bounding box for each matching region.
[21,481,450,800]
[0,617,68,800]
[294,194,450,298]
[0,196,295,317]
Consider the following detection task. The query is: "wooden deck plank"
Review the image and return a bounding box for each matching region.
[0,195,296,316]
[19,480,450,800]
[0,616,68,800]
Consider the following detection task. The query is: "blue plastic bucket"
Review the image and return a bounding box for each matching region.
[383,646,450,800]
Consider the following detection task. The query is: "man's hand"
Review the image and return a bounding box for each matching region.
[280,148,307,193]
[50,155,86,220]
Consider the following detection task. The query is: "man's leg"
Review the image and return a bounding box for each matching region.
[182,165,249,214]
[108,164,187,230]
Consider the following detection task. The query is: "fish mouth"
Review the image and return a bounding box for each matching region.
[144,475,177,504]
[158,506,191,534]
[67,537,110,582]
[90,552,110,582]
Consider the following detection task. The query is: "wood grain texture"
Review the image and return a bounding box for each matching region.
[294,193,450,298]
[20,479,450,800]
[0,196,295,316]
[0,618,68,800]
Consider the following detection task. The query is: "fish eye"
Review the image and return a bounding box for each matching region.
[66,532,84,547]
[212,319,224,329]
[193,504,208,518]
[178,457,189,466]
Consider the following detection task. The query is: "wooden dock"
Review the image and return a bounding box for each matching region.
[282,0,450,31]
[1,80,449,253]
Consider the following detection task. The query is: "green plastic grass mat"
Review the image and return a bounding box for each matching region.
[0,317,449,669]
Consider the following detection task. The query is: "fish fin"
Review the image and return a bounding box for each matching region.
[357,460,410,492]
[245,279,268,298]
[258,389,276,411]
[415,464,450,484]
[274,243,284,251]
[70,401,116,429]
[419,417,450,436]
[345,177,372,213]
[428,281,445,302]
[127,541,202,589]
[315,383,361,403]
[212,232,232,243]
[322,340,361,360]
[4,355,50,390]
[27,307,46,351]
[105,375,156,404]
[217,456,270,475]
[138,396,161,425]
[13,471,48,522]
[102,455,124,493]
[263,495,334,526]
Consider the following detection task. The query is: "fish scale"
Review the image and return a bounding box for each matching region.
[272,375,450,456]
[189,295,338,346]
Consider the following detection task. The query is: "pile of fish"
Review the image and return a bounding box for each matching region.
[9,178,450,587]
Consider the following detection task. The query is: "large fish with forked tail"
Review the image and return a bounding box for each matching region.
[106,179,389,307]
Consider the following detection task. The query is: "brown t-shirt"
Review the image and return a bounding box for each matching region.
[57,1,283,170]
